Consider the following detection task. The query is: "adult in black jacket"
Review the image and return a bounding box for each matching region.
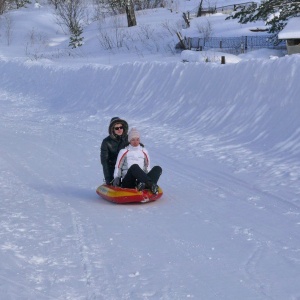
[100,117,128,184]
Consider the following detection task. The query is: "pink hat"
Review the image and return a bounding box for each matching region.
[128,128,140,141]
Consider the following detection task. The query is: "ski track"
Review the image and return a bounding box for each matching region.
[1,75,300,299]
[143,122,300,299]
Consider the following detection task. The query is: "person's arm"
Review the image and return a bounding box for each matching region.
[114,149,127,178]
[100,140,111,184]
[142,148,151,173]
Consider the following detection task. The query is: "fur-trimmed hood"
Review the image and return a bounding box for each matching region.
[108,117,128,138]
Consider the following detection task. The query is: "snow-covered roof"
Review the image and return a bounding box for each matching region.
[278,17,300,39]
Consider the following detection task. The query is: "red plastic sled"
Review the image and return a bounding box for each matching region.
[96,184,163,204]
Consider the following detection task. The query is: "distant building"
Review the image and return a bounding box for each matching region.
[278,17,300,55]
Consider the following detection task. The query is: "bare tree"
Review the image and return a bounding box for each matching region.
[197,0,204,17]
[4,12,13,45]
[134,0,164,10]
[105,0,137,27]
[0,0,7,14]
[54,0,86,47]
[197,0,216,17]
[125,0,136,27]
[55,0,85,32]
[48,0,62,10]
[196,18,213,42]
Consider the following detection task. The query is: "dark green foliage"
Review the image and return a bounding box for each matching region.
[226,3,258,24]
[14,0,31,9]
[1,0,31,13]
[69,24,84,48]
[226,0,300,41]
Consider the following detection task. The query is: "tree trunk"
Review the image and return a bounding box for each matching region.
[125,0,137,27]
[197,0,204,17]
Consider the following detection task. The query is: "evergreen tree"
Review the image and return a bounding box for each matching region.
[54,0,85,48]
[1,0,31,13]
[227,0,300,39]
[69,24,84,48]
[13,0,31,9]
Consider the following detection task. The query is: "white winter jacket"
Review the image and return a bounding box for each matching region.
[114,144,150,179]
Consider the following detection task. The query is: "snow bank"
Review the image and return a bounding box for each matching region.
[181,50,242,63]
[1,55,300,160]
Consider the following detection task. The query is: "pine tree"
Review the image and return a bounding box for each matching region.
[69,25,84,48]
[14,0,31,9]
[227,0,300,38]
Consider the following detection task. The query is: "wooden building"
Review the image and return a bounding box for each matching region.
[278,18,300,55]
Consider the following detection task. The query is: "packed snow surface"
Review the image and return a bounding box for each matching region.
[0,1,300,299]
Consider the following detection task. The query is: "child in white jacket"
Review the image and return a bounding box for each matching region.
[113,128,162,194]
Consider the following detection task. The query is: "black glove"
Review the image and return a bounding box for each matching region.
[112,177,120,187]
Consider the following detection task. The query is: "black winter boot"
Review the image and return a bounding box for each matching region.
[137,182,146,191]
[150,183,159,195]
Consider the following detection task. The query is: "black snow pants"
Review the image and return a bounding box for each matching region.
[121,164,162,189]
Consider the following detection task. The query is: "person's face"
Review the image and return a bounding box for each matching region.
[113,123,124,136]
[130,137,140,147]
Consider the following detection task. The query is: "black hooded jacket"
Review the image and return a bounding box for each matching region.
[100,117,128,184]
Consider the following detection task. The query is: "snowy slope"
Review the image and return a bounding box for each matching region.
[1,56,300,299]
[1,1,300,299]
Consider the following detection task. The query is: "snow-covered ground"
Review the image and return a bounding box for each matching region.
[1,1,300,299]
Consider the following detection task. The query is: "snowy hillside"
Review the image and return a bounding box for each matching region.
[1,1,300,299]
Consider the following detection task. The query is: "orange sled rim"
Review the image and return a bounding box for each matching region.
[96,184,163,204]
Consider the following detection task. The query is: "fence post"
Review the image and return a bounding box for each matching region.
[176,32,187,50]
[220,40,222,49]
[221,56,225,64]
[182,13,190,28]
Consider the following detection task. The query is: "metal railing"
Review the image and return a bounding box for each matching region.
[184,35,286,54]
[187,1,257,18]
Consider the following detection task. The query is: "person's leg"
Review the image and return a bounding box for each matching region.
[121,164,149,188]
[147,166,162,184]
[145,166,162,194]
